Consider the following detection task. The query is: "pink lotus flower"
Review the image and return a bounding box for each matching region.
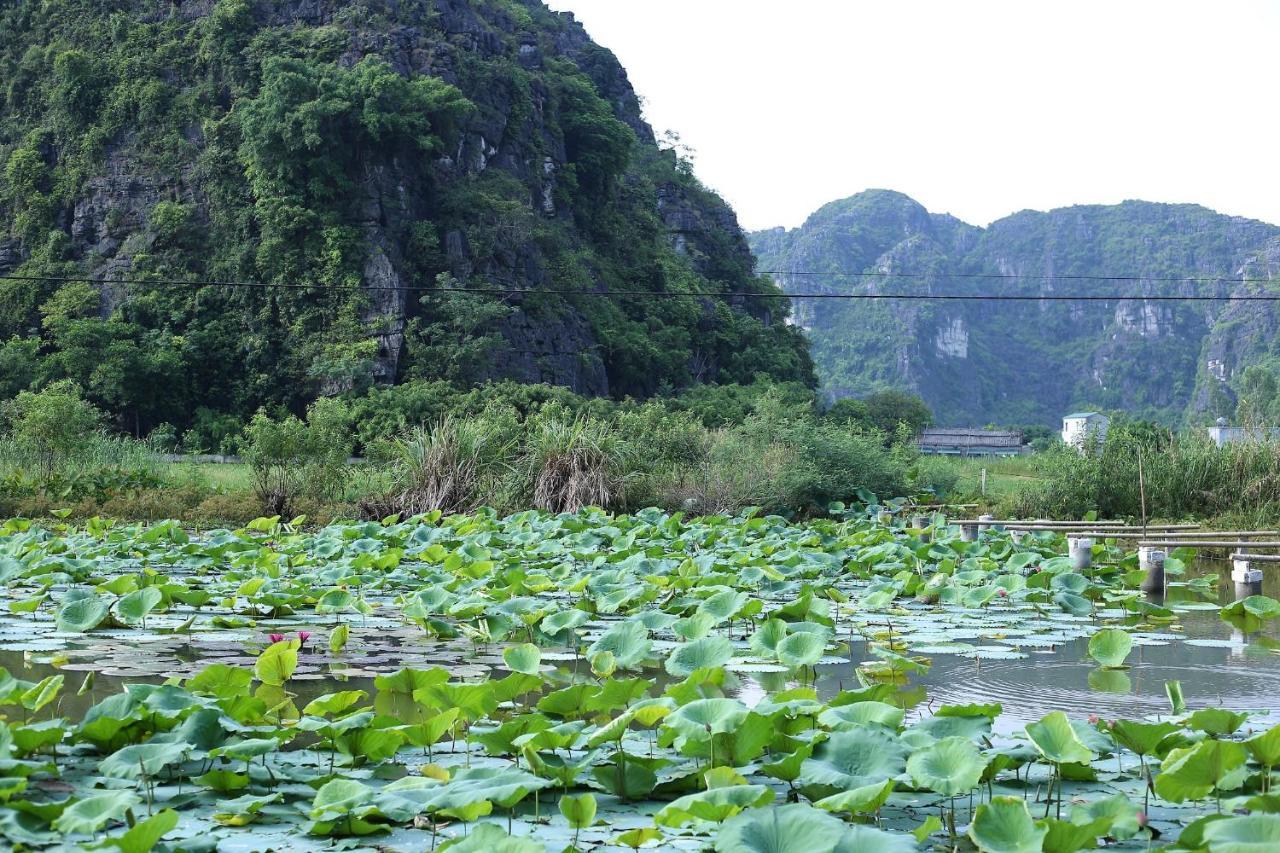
[1136,811,1148,828]
[997,589,1008,597]
[268,633,285,644]
[1088,714,1101,725]
[298,631,311,645]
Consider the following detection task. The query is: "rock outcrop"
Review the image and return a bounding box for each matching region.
[750,190,1280,426]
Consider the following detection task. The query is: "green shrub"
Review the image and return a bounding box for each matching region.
[242,399,353,515]
[3,380,102,477]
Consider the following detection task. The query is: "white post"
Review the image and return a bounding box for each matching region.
[1139,546,1166,593]
[977,514,996,533]
[1068,536,1094,570]
[1232,553,1263,599]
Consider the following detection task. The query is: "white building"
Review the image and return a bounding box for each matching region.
[1207,418,1280,447]
[1062,412,1109,452]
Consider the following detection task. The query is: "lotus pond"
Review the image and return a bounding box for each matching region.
[3,509,1280,852]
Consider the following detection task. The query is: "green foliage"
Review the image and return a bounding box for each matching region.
[0,0,813,437]
[1006,427,1280,521]
[2,380,102,476]
[241,398,353,514]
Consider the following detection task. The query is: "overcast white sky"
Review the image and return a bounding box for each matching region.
[543,0,1280,231]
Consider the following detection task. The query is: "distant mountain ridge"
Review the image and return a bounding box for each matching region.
[748,190,1280,427]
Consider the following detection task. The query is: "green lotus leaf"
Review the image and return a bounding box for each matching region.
[1187,708,1248,737]
[303,690,367,718]
[614,827,665,849]
[1036,815,1110,853]
[814,778,895,815]
[1026,711,1094,765]
[541,608,591,634]
[777,631,826,668]
[664,635,732,677]
[1053,592,1092,617]
[1109,719,1180,756]
[1051,572,1089,593]
[436,824,544,852]
[559,791,597,829]
[1200,814,1280,852]
[310,778,375,818]
[502,643,541,675]
[428,766,550,811]
[907,713,992,743]
[99,742,190,779]
[698,588,749,623]
[818,701,904,731]
[186,663,254,700]
[673,612,716,640]
[1245,724,1280,767]
[20,675,63,714]
[56,596,109,633]
[666,697,749,745]
[907,735,987,796]
[750,618,789,658]
[254,640,298,686]
[832,824,918,853]
[714,803,849,853]
[969,796,1047,853]
[589,620,652,669]
[1222,595,1280,621]
[1086,628,1132,668]
[89,807,177,853]
[800,726,908,790]
[115,587,163,624]
[656,784,774,827]
[1155,738,1247,803]
[53,791,142,836]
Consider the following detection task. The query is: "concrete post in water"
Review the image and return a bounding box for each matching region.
[977,514,996,534]
[911,514,931,543]
[1068,536,1094,570]
[1139,546,1166,593]
[877,509,893,527]
[1232,552,1263,599]
[960,523,979,542]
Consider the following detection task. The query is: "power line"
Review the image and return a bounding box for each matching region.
[1,272,1278,301]
[756,269,1276,284]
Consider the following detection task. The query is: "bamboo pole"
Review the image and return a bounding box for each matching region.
[1138,540,1280,549]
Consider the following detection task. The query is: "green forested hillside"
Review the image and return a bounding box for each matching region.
[0,0,813,435]
[750,190,1280,427]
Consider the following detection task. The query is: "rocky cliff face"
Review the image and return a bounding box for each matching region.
[749,190,1280,426]
[0,0,811,429]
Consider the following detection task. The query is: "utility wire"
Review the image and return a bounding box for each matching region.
[1,271,1278,301]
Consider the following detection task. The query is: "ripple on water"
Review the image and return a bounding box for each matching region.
[913,652,1280,730]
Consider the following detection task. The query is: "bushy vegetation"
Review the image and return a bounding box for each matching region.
[1004,421,1280,523]
[0,379,944,523]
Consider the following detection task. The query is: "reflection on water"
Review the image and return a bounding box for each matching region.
[805,558,1280,729]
